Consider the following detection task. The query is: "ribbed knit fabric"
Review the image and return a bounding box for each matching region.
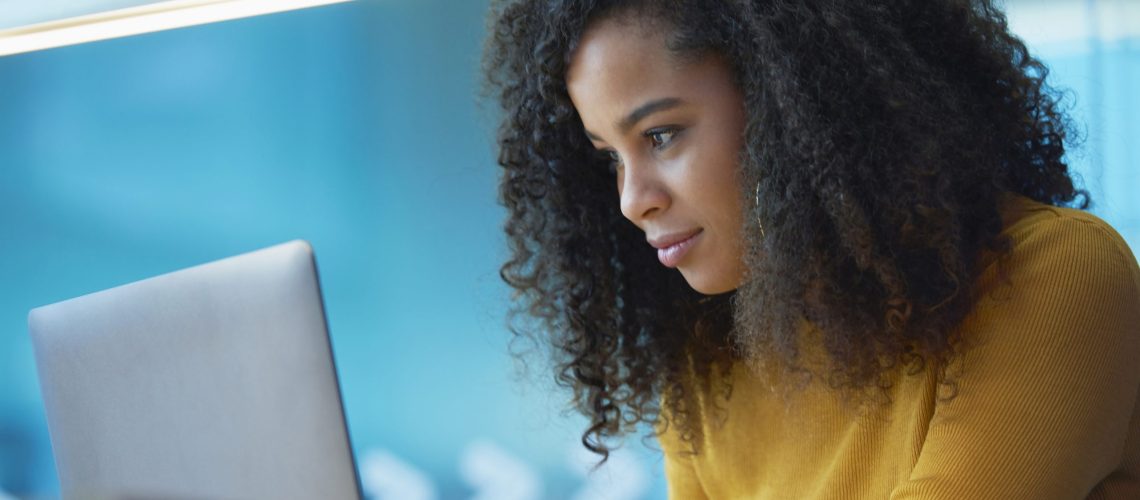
[659,194,1140,499]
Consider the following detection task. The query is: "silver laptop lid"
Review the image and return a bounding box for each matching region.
[28,240,361,499]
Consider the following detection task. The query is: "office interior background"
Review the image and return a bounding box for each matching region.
[0,0,1136,497]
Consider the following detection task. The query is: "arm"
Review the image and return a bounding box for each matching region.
[891,215,1140,499]
[657,419,710,500]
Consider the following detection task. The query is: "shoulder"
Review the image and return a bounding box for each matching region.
[959,193,1140,373]
[989,194,1140,299]
[958,193,1140,372]
[899,196,1140,500]
[1002,193,1130,251]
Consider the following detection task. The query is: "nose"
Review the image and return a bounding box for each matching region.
[618,156,670,223]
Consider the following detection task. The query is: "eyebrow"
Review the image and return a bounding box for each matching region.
[584,97,685,141]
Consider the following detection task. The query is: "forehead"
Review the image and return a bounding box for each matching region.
[565,16,737,134]
[565,18,693,122]
[566,17,677,87]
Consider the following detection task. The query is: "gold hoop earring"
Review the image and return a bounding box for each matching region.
[754,182,766,238]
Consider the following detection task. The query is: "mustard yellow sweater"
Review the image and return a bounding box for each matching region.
[659,195,1140,499]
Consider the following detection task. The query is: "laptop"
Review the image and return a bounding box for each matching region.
[28,240,362,499]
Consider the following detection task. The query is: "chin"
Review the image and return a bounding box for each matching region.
[679,269,738,295]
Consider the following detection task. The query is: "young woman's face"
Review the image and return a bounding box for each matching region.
[566,17,748,294]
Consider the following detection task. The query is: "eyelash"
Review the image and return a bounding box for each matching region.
[599,126,683,173]
[646,126,680,149]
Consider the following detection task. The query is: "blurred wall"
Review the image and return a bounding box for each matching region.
[1005,0,1140,247]
[0,0,1135,498]
[0,1,668,497]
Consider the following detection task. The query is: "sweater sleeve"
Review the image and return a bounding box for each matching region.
[658,421,710,500]
[656,388,712,500]
[890,214,1140,499]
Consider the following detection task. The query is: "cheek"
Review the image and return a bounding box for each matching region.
[690,135,744,219]
[711,116,747,217]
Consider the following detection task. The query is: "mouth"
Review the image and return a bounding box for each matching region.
[649,229,702,268]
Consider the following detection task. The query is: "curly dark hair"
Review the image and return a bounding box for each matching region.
[482,0,1088,461]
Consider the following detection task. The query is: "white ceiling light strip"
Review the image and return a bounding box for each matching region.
[0,0,352,57]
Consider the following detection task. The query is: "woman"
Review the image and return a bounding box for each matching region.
[483,0,1140,498]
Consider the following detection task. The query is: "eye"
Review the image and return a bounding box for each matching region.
[646,126,681,150]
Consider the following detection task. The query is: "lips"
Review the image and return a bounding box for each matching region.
[648,229,702,268]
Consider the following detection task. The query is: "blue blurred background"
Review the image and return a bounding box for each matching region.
[0,0,1135,497]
